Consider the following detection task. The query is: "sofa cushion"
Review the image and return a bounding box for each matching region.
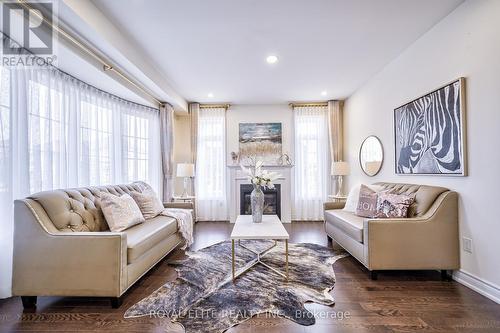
[100,193,145,232]
[130,189,164,219]
[324,209,364,243]
[356,184,380,218]
[375,192,415,218]
[124,215,178,264]
[344,184,384,213]
[374,183,448,217]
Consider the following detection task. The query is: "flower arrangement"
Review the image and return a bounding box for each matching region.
[240,160,280,189]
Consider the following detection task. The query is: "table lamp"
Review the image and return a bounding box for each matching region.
[176,163,195,197]
[331,161,350,196]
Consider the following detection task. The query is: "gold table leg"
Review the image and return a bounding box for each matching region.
[232,239,235,282]
[285,239,289,281]
[231,239,290,282]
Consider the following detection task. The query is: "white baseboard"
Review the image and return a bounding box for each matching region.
[453,270,500,304]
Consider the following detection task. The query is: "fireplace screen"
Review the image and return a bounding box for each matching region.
[240,184,281,218]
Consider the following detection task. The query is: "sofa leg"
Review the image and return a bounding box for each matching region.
[21,296,37,309]
[110,296,123,309]
[441,270,451,281]
[370,271,378,280]
[327,235,332,243]
[328,237,343,251]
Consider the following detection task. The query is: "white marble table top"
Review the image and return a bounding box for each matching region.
[230,215,289,240]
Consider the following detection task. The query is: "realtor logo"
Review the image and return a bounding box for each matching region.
[2,1,53,55]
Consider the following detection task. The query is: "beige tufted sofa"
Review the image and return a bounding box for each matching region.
[324,182,460,280]
[12,183,190,308]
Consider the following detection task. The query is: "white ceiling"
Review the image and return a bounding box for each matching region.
[56,0,187,109]
[3,1,159,108]
[89,0,463,104]
[55,41,153,107]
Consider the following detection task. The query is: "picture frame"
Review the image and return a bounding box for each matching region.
[239,122,282,165]
[394,78,467,176]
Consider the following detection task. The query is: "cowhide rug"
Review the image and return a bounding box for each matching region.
[124,240,348,333]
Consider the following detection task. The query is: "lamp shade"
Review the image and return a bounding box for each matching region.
[176,163,195,177]
[331,161,350,176]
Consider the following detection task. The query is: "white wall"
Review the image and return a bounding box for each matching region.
[226,104,293,163]
[344,0,500,292]
[172,104,293,195]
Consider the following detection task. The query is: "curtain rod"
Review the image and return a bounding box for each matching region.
[199,104,231,109]
[289,102,328,108]
[16,0,164,107]
[0,32,159,111]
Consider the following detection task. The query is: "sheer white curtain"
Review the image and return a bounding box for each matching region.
[159,104,175,202]
[12,67,161,193]
[0,37,161,297]
[195,107,227,221]
[293,106,330,220]
[0,62,14,298]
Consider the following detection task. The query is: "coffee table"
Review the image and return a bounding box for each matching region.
[230,215,289,282]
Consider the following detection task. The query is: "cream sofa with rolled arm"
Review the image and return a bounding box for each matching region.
[324,182,460,280]
[12,183,190,309]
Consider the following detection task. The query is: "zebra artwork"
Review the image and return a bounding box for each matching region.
[394,78,466,175]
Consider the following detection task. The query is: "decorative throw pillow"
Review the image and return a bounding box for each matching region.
[100,192,145,232]
[344,184,384,212]
[375,192,415,218]
[130,188,164,219]
[355,184,381,218]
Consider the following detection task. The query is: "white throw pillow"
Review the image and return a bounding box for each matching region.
[100,192,145,232]
[130,188,164,219]
[343,184,384,213]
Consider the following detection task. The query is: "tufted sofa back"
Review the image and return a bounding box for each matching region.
[27,182,152,232]
[374,182,449,217]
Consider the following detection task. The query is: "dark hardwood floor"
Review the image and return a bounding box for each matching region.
[1,221,499,332]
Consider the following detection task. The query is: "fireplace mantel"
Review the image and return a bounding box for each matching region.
[227,165,293,223]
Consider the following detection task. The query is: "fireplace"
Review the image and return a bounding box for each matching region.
[228,165,292,223]
[240,184,281,218]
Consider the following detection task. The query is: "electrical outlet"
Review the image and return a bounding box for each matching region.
[463,237,473,253]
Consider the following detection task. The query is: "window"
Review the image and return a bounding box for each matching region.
[28,80,66,193]
[195,107,227,220]
[23,71,160,193]
[293,106,329,220]
[80,101,113,185]
[0,67,10,195]
[122,113,150,184]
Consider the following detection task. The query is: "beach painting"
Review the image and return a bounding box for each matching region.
[239,123,282,165]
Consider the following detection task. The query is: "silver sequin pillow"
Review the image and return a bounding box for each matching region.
[376,192,415,218]
[100,192,145,232]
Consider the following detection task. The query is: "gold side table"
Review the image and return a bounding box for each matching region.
[328,194,348,203]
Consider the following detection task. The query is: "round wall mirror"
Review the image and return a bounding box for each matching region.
[359,136,384,176]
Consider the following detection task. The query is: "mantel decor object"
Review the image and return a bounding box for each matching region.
[230,152,239,165]
[278,153,292,166]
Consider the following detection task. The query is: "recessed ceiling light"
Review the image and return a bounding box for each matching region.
[266,55,278,64]
[321,91,327,96]
[207,92,214,98]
